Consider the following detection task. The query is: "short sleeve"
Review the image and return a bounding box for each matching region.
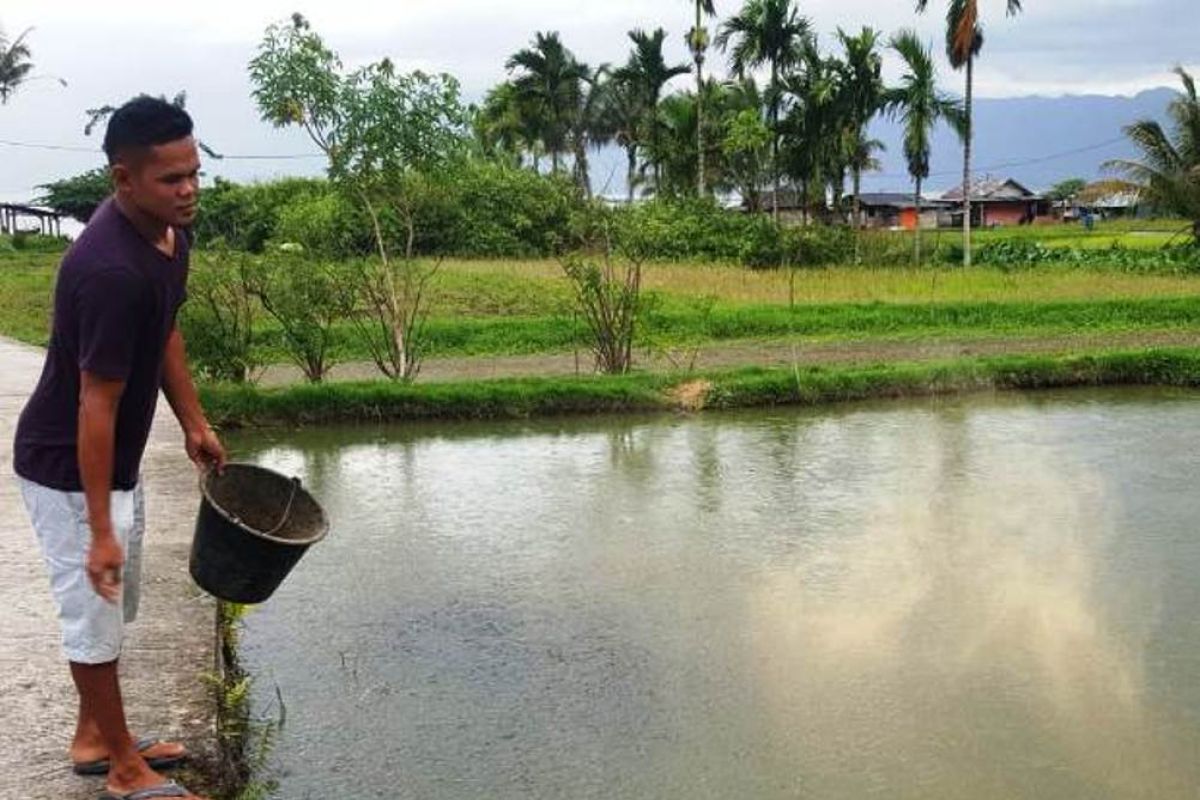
[75,268,144,381]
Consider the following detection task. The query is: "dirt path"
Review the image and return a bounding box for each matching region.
[258,329,1200,386]
[0,337,216,799]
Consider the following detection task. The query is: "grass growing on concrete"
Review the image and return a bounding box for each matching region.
[200,348,1200,428]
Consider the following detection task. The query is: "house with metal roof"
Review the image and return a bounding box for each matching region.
[940,177,1052,228]
[851,193,954,230]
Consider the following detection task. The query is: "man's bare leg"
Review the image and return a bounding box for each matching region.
[70,682,186,766]
[70,661,203,798]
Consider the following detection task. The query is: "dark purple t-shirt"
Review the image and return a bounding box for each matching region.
[13,198,189,491]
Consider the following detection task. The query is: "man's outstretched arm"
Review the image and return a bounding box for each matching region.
[161,323,227,472]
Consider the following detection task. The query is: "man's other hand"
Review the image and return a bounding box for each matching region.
[186,425,227,474]
[87,530,124,603]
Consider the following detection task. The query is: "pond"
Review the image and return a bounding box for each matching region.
[233,387,1200,799]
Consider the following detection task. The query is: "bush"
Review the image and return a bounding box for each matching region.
[194,177,330,252]
[248,252,358,383]
[8,232,70,254]
[179,249,260,383]
[194,164,584,260]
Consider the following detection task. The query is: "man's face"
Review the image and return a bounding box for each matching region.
[112,136,201,228]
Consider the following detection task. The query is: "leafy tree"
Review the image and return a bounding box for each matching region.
[685,0,719,195]
[916,0,1024,267]
[35,168,111,223]
[717,0,812,220]
[250,13,468,380]
[1046,177,1087,202]
[724,108,772,212]
[1108,67,1200,241]
[883,30,967,264]
[0,25,33,103]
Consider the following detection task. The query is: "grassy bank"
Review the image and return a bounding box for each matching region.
[200,348,1200,427]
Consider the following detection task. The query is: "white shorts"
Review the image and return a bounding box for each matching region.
[18,477,145,664]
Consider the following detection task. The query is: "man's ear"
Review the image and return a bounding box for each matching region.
[109,162,132,194]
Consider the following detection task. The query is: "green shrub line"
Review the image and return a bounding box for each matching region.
[199,347,1200,427]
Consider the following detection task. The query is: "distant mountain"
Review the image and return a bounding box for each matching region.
[865,88,1177,196]
[588,87,1178,199]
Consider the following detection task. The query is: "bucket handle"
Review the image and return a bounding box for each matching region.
[257,476,302,538]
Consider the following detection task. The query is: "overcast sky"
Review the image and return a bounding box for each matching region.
[2,0,1197,202]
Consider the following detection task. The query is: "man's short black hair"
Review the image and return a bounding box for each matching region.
[102,95,194,165]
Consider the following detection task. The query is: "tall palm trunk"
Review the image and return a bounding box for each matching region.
[694,2,706,197]
[913,176,923,266]
[961,54,973,268]
[627,147,637,203]
[770,62,780,222]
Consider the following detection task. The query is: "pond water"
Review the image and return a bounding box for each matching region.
[233,387,1200,799]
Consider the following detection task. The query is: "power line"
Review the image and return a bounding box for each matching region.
[868,135,1129,182]
[0,138,325,160]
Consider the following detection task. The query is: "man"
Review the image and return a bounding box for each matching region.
[13,95,224,800]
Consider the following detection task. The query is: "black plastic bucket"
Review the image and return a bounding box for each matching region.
[189,463,329,604]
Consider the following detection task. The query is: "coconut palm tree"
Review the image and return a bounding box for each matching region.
[915,0,1023,267]
[506,32,589,175]
[686,0,718,195]
[836,27,884,233]
[883,30,967,264]
[614,28,690,195]
[716,0,811,220]
[1107,67,1200,242]
[0,26,34,103]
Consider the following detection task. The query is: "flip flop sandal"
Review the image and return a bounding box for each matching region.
[99,781,190,800]
[73,736,188,776]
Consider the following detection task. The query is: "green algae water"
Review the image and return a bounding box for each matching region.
[233,387,1200,799]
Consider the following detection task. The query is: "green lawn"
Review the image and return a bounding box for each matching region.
[4,225,1198,367]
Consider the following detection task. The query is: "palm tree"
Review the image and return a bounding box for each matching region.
[569,66,614,197]
[686,0,718,195]
[506,32,589,175]
[603,74,646,202]
[884,30,967,264]
[915,0,1023,267]
[836,27,884,233]
[1107,67,1200,242]
[0,26,34,103]
[614,28,690,195]
[716,0,811,220]
[474,81,531,167]
[780,48,837,225]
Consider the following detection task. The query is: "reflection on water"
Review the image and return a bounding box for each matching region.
[236,388,1200,799]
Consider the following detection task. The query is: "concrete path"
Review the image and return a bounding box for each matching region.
[1,337,216,799]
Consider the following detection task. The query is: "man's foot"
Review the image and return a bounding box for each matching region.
[72,736,188,775]
[100,779,205,799]
[103,763,206,800]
